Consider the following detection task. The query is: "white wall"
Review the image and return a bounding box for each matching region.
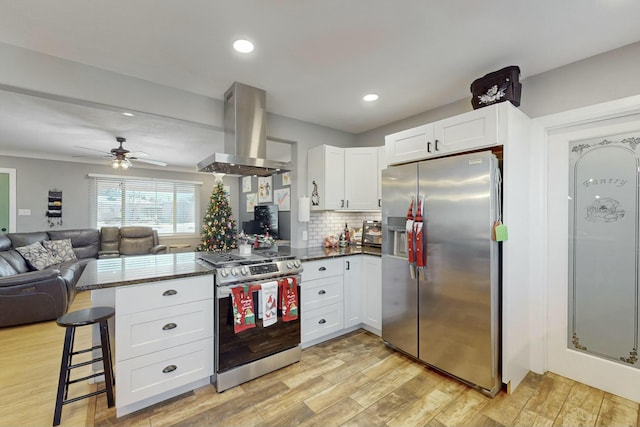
[0,42,356,248]
[355,41,640,148]
[0,155,239,249]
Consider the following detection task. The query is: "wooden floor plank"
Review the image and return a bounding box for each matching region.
[2,307,639,427]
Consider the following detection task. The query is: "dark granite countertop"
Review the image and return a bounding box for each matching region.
[76,246,380,291]
[289,245,381,262]
[76,252,214,291]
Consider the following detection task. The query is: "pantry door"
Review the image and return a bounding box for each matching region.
[547,115,640,403]
[0,168,16,234]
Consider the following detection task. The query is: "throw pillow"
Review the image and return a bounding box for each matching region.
[42,239,78,263]
[15,242,58,271]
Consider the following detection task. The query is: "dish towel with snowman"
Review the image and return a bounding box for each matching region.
[258,281,278,327]
[231,285,257,334]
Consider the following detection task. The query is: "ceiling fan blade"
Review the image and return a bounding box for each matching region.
[75,145,110,155]
[132,158,168,167]
[72,154,111,159]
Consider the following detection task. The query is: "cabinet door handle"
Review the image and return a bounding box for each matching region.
[346,200,349,208]
[318,290,326,295]
[346,261,350,270]
[434,139,439,151]
[163,289,177,296]
[340,200,345,208]
[162,322,177,331]
[319,266,326,271]
[162,365,177,373]
[378,199,381,207]
[318,319,327,324]
[427,141,432,153]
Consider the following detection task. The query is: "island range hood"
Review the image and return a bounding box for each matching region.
[197,82,293,176]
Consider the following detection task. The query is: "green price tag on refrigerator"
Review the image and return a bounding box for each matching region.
[493,221,508,242]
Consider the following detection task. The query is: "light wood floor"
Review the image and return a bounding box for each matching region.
[1,291,639,427]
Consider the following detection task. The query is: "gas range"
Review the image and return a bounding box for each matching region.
[198,250,303,286]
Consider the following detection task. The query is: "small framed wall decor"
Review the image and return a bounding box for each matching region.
[246,193,257,213]
[242,176,252,193]
[274,188,290,211]
[281,172,290,186]
[258,176,272,203]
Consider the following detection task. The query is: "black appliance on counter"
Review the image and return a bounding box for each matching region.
[198,250,302,392]
[242,204,279,238]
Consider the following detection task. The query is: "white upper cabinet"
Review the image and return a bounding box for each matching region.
[344,147,379,210]
[433,103,499,154]
[308,145,381,211]
[386,102,509,165]
[385,123,434,165]
[307,144,345,210]
[377,146,386,207]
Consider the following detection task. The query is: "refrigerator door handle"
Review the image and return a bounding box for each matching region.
[406,196,416,279]
[414,195,427,279]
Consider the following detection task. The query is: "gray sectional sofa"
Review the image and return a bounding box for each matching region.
[0,226,168,328]
[0,229,100,328]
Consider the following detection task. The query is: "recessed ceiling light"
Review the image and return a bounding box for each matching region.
[121,112,135,117]
[363,93,379,102]
[233,39,254,53]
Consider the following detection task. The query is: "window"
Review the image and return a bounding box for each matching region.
[89,174,201,235]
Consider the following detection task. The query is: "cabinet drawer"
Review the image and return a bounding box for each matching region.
[302,258,343,282]
[116,299,213,361]
[116,337,213,407]
[301,303,344,343]
[302,275,343,311]
[116,275,213,315]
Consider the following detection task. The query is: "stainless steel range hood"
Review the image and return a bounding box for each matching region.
[197,82,293,176]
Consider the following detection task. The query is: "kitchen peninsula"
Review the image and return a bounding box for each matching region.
[76,247,379,417]
[77,252,215,417]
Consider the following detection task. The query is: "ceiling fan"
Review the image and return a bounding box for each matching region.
[74,136,168,168]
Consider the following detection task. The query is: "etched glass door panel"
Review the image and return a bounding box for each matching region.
[569,134,639,367]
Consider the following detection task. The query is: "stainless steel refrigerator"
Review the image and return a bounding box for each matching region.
[381,150,501,396]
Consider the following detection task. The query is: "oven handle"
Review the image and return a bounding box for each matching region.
[215,274,302,299]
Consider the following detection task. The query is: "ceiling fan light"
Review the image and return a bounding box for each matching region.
[233,39,254,53]
[112,160,120,169]
[121,161,129,170]
[363,93,379,102]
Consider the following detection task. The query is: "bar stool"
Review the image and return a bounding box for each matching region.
[53,307,115,426]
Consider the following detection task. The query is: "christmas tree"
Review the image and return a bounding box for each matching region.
[198,182,238,252]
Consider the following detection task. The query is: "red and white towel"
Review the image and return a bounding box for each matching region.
[279,277,299,322]
[259,281,278,327]
[231,285,256,334]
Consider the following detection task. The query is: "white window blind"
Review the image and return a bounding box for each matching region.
[89,174,201,235]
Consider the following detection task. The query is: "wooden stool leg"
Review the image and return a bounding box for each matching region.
[99,320,115,408]
[53,327,75,426]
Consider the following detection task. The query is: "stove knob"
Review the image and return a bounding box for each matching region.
[219,268,229,277]
[240,266,250,276]
[286,261,294,269]
[294,260,301,268]
[231,267,239,276]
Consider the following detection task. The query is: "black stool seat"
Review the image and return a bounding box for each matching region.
[56,307,115,327]
[53,306,115,426]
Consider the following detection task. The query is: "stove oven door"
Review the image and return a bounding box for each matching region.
[216,278,301,374]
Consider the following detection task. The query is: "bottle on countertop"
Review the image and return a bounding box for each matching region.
[344,223,350,243]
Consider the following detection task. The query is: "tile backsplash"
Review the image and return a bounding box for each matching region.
[308,211,381,248]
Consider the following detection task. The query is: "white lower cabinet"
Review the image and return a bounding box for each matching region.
[301,259,344,346]
[117,337,213,407]
[301,254,381,346]
[362,256,382,332]
[113,275,214,415]
[301,303,344,343]
[344,256,363,328]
